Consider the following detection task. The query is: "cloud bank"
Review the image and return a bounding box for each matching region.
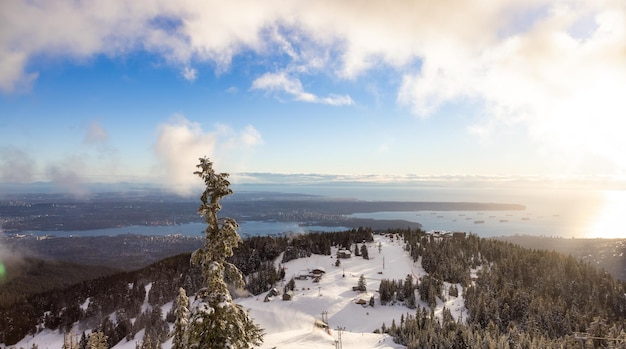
[45,157,89,197]
[0,121,122,192]
[2,0,625,173]
[234,172,626,191]
[0,146,35,183]
[154,115,263,196]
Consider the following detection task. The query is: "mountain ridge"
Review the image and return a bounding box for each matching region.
[3,229,626,348]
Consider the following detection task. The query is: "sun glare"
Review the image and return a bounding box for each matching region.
[586,190,626,239]
[0,263,5,284]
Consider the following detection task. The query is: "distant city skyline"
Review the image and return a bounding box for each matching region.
[1,0,625,196]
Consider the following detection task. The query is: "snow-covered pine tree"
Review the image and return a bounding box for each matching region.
[87,331,108,349]
[187,157,264,348]
[358,274,367,292]
[140,334,152,349]
[79,331,88,349]
[172,287,189,349]
[360,244,369,259]
[62,331,78,349]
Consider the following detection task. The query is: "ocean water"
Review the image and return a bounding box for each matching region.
[22,221,349,238]
[376,188,626,238]
[17,184,626,239]
[348,210,566,238]
[238,183,626,239]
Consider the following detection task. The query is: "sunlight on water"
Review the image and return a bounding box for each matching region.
[585,190,626,238]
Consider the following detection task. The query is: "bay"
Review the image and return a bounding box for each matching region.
[348,210,567,238]
[340,187,625,238]
[23,221,350,238]
[15,185,626,239]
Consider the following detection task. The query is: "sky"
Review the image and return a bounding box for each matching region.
[1,0,626,195]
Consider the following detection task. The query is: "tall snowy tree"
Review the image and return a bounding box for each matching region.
[62,331,78,349]
[360,244,369,260]
[187,157,264,348]
[172,287,189,349]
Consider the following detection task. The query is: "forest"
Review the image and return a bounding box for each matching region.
[0,228,373,347]
[1,227,625,348]
[381,229,626,348]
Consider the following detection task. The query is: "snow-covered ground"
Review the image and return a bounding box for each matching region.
[11,234,468,349]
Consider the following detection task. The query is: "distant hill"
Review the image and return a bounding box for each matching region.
[495,235,626,281]
[2,234,204,271]
[0,257,119,308]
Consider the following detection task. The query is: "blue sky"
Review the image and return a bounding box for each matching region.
[1,0,625,195]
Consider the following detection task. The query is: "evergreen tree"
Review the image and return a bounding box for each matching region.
[140,334,153,349]
[358,274,367,293]
[360,244,369,260]
[379,279,392,305]
[284,277,296,293]
[404,274,416,309]
[172,287,189,349]
[186,157,264,348]
[448,284,459,298]
[114,309,132,345]
[63,331,78,349]
[87,331,108,349]
[79,331,88,349]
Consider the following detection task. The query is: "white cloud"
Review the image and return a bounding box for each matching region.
[320,94,355,107]
[251,72,353,106]
[0,51,38,93]
[79,120,123,181]
[2,0,626,174]
[182,66,197,81]
[0,1,516,93]
[83,120,109,145]
[395,1,626,173]
[154,115,216,196]
[0,146,35,183]
[45,156,89,197]
[214,123,264,150]
[0,125,122,186]
[239,125,264,147]
[154,115,263,195]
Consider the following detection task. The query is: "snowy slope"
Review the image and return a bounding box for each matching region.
[12,234,468,349]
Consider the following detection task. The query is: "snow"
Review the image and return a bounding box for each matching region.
[238,234,467,348]
[12,329,67,349]
[10,234,469,349]
[81,297,91,312]
[141,282,153,313]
